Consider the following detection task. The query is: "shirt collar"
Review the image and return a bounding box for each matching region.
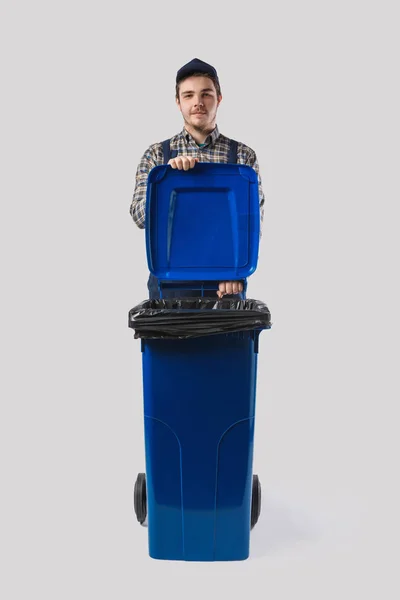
[182,125,220,147]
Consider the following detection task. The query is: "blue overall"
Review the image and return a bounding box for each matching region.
[147,138,246,300]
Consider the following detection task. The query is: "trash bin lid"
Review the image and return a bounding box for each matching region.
[145,163,260,280]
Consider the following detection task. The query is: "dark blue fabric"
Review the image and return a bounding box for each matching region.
[162,139,178,164]
[176,58,219,85]
[227,139,238,164]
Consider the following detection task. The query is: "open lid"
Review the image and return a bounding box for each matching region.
[145,163,260,281]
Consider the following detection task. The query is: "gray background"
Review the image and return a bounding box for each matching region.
[1,0,399,598]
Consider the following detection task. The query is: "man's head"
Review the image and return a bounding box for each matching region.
[175,58,221,99]
[175,58,222,136]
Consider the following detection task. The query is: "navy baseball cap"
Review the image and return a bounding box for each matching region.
[176,58,219,86]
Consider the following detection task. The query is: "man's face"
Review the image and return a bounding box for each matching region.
[176,75,222,133]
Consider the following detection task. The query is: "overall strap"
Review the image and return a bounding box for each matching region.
[227,139,238,164]
[162,139,178,164]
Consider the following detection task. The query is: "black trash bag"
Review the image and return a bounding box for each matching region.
[128,298,272,340]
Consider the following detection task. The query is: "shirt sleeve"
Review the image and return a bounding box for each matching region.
[244,150,265,236]
[130,145,160,229]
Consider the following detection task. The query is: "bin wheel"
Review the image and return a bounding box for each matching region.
[134,473,147,525]
[251,474,261,529]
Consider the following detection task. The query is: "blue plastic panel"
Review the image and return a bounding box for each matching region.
[141,330,262,561]
[145,163,260,281]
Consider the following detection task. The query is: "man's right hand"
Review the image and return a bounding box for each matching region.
[217,281,244,298]
[168,155,199,171]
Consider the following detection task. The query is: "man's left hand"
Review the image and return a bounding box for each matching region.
[217,281,243,298]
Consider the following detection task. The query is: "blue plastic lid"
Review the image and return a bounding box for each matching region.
[145,163,260,281]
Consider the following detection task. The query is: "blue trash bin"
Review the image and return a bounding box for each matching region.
[129,163,271,561]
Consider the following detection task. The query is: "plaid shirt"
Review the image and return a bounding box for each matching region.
[130,125,265,233]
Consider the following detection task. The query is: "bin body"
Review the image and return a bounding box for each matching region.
[141,329,261,561]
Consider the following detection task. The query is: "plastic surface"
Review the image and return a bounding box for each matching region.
[145,163,260,281]
[141,330,262,561]
[152,278,247,297]
[129,298,271,339]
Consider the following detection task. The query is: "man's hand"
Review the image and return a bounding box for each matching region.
[217,281,243,298]
[168,155,199,171]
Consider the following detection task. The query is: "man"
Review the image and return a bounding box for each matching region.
[130,58,265,299]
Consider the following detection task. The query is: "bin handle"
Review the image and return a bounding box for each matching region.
[158,279,247,297]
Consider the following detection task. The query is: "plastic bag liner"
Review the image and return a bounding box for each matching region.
[128,298,272,340]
